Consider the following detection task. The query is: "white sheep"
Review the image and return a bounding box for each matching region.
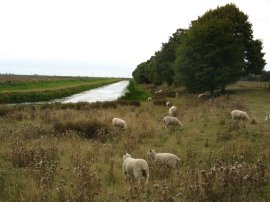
[265,114,270,121]
[147,149,181,168]
[168,106,177,117]
[163,116,183,129]
[148,97,153,102]
[112,118,127,129]
[175,92,179,98]
[166,100,172,108]
[122,153,149,183]
[198,93,208,100]
[155,89,163,94]
[231,110,251,121]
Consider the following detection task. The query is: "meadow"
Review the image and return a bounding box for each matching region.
[0,81,270,201]
[0,75,123,103]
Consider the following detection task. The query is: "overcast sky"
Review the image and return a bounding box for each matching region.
[0,0,269,77]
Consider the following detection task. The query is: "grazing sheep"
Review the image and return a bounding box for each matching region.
[231,110,251,121]
[147,149,181,168]
[168,106,177,117]
[112,118,127,129]
[163,116,183,129]
[155,89,163,94]
[148,97,153,102]
[198,93,208,100]
[122,153,149,183]
[265,114,270,121]
[166,100,172,108]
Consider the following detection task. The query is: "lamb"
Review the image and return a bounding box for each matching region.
[112,118,127,129]
[265,114,270,121]
[122,153,149,183]
[148,97,153,102]
[166,100,172,108]
[147,149,181,168]
[168,106,177,117]
[231,110,251,121]
[163,116,183,129]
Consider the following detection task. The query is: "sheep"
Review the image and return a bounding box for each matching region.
[198,93,208,100]
[122,153,149,183]
[166,100,172,108]
[148,97,153,102]
[147,149,181,168]
[231,110,251,121]
[112,118,127,129]
[230,110,257,124]
[265,114,270,121]
[163,116,183,129]
[175,92,179,98]
[155,89,163,94]
[168,106,177,117]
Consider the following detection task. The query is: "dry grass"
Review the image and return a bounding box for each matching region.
[0,87,270,201]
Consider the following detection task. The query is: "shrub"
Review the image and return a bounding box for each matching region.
[54,119,112,142]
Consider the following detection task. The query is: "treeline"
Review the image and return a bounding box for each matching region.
[132,3,266,96]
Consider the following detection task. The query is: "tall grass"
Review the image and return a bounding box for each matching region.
[0,87,269,201]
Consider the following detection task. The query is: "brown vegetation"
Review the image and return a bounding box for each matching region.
[0,87,270,201]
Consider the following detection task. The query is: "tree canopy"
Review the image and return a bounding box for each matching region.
[174,17,244,96]
[132,3,266,95]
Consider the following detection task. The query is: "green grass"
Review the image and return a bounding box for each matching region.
[0,77,123,103]
[120,80,150,101]
[0,78,118,92]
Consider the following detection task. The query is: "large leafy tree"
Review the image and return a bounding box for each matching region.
[175,18,244,96]
[196,3,266,75]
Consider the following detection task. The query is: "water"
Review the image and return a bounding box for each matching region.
[58,80,130,103]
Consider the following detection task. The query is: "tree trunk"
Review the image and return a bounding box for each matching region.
[221,86,225,94]
[210,89,214,98]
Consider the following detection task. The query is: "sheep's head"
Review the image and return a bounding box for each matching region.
[123,153,131,161]
[146,149,156,160]
[265,114,270,121]
[250,118,257,124]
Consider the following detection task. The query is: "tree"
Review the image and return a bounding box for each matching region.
[195,3,266,75]
[132,62,150,84]
[245,39,266,74]
[132,28,186,85]
[175,18,244,97]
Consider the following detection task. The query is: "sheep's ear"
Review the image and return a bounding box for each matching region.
[149,149,152,152]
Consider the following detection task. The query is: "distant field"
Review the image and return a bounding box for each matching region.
[0,75,123,103]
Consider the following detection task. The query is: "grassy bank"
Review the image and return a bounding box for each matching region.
[0,85,269,201]
[0,77,123,103]
[120,80,150,101]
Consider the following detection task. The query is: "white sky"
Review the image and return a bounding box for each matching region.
[0,0,269,77]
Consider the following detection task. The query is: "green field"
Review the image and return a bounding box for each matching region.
[0,75,124,103]
[0,82,269,201]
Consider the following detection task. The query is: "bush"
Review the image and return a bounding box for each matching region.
[54,119,112,142]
